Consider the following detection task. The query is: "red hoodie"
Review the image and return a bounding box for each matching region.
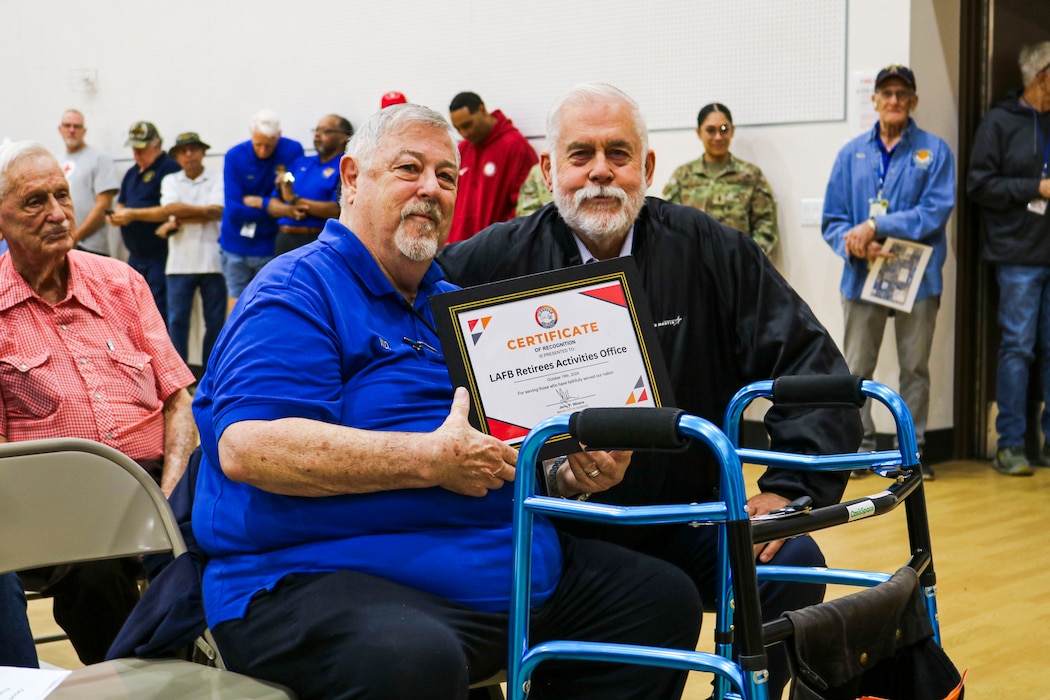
[447,110,538,244]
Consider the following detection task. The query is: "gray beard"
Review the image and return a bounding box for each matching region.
[395,202,442,262]
[395,223,439,262]
[552,175,644,245]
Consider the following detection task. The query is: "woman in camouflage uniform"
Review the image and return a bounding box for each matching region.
[663,103,779,256]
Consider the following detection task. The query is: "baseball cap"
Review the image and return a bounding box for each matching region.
[125,121,160,148]
[381,91,408,109]
[875,65,917,91]
[169,132,211,154]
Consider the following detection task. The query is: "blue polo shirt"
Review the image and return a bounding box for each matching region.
[821,119,955,301]
[192,219,562,627]
[220,136,305,257]
[117,153,181,258]
[273,153,342,229]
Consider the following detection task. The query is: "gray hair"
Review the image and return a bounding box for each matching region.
[1020,41,1050,87]
[346,103,459,172]
[546,83,649,155]
[0,141,54,201]
[250,109,282,137]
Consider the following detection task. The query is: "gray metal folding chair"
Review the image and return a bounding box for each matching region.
[0,437,295,699]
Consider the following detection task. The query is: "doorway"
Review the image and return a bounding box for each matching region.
[955,0,1050,459]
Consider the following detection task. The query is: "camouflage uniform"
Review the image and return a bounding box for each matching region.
[516,163,553,217]
[663,154,778,256]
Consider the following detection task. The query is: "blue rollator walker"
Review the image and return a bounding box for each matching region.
[719,376,958,700]
[509,376,960,700]
[510,406,771,700]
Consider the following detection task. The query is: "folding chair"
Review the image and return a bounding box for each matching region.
[509,408,770,700]
[0,437,295,699]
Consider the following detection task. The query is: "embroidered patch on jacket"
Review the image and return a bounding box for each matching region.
[913,149,933,169]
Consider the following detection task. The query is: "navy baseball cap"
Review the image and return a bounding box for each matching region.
[875,65,916,91]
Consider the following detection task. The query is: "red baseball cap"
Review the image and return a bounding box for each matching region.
[381,91,408,109]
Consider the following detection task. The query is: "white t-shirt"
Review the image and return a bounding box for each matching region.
[60,145,120,255]
[160,168,225,275]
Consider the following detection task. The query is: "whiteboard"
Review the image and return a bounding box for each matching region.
[455,0,849,135]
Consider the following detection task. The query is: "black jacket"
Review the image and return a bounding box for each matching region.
[437,198,860,513]
[967,88,1050,264]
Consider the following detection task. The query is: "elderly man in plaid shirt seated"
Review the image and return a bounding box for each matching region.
[0,141,196,665]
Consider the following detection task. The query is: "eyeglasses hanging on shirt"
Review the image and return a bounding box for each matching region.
[400,298,441,355]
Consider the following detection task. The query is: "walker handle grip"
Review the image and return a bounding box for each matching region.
[772,375,866,408]
[569,408,687,451]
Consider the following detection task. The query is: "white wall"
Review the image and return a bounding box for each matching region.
[0,0,961,432]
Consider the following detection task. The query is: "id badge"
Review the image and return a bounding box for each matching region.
[240,222,257,238]
[868,198,889,218]
[1028,198,1048,216]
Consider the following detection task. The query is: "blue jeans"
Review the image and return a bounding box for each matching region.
[167,273,228,367]
[0,572,37,667]
[220,250,274,299]
[995,265,1050,447]
[128,252,168,326]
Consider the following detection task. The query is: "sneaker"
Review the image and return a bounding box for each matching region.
[921,461,936,481]
[993,447,1034,476]
[850,468,869,478]
[1037,444,1050,467]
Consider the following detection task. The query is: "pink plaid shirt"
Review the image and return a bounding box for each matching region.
[0,251,195,460]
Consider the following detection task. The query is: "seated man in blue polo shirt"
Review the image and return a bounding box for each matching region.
[269,114,351,255]
[191,103,701,700]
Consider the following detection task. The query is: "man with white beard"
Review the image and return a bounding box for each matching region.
[191,103,701,700]
[437,83,862,697]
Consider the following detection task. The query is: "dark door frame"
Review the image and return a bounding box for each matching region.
[954,0,992,460]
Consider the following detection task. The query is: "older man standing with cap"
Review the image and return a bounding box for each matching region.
[438,83,862,698]
[109,121,182,320]
[156,132,225,369]
[0,141,196,662]
[192,103,700,700]
[447,91,537,243]
[57,109,120,257]
[220,109,304,314]
[821,65,955,480]
[968,41,1050,476]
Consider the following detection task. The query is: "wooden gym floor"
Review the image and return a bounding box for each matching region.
[29,459,1048,698]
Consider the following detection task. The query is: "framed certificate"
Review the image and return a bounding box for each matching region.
[430,257,674,460]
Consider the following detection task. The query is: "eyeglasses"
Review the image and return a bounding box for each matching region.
[876,88,914,102]
[60,123,85,130]
[313,128,349,136]
[701,124,733,136]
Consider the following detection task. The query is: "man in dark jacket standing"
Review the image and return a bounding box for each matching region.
[968,41,1050,476]
[438,83,862,698]
[447,92,537,244]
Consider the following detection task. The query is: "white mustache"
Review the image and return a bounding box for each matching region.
[401,201,442,225]
[574,185,628,206]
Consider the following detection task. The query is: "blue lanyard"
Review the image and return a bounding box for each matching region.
[876,143,896,199]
